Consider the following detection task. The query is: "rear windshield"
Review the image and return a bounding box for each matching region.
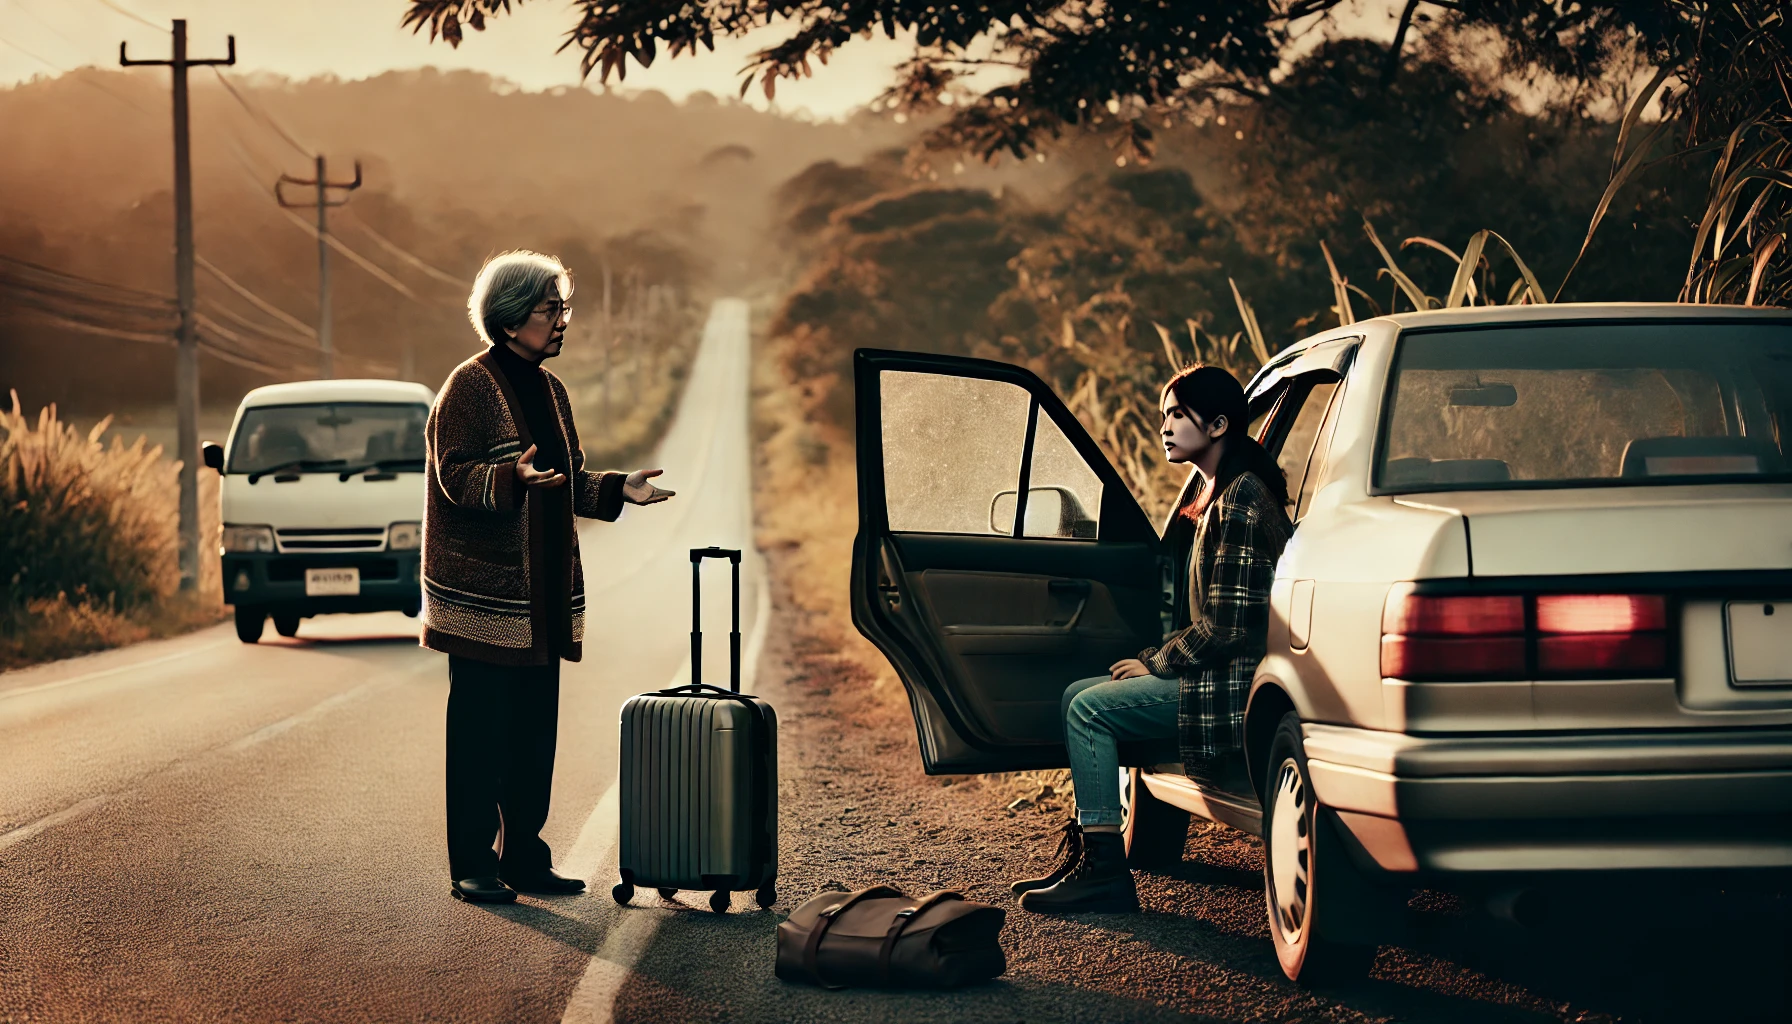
[228,402,429,474]
[1378,320,1792,492]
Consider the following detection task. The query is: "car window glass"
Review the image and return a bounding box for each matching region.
[1379,323,1792,490]
[227,403,428,474]
[1274,381,1340,514]
[1297,383,1345,521]
[1019,411,1103,539]
[881,370,1030,534]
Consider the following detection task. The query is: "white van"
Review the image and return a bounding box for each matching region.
[202,379,435,643]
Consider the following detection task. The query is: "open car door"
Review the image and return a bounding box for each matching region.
[850,349,1164,774]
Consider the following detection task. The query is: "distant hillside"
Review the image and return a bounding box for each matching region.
[0,68,915,411]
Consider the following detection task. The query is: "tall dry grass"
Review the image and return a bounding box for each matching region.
[0,391,222,670]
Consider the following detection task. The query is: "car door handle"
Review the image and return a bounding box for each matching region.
[1047,578,1091,629]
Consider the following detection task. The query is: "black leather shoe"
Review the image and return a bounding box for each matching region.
[451,877,518,904]
[1012,820,1084,895]
[500,868,586,895]
[1018,831,1141,914]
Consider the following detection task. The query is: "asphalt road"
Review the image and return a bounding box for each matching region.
[0,299,762,1024]
[10,297,1788,1024]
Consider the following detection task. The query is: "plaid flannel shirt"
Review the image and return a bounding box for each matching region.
[1140,471,1292,766]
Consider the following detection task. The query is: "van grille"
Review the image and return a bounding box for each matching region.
[275,527,386,553]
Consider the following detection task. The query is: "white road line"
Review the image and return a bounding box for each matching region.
[0,794,111,856]
[0,637,233,704]
[558,567,771,1024]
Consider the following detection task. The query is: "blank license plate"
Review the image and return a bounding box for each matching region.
[1726,601,1792,685]
[305,567,360,597]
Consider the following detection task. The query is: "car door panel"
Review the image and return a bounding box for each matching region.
[853,348,1161,774]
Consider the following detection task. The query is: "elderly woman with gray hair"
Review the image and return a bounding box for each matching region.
[423,249,674,904]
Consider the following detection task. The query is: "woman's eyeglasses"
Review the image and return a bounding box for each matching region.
[530,299,573,324]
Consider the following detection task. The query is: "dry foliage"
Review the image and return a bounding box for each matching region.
[0,392,223,669]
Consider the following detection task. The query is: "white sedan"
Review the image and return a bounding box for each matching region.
[849,302,1792,982]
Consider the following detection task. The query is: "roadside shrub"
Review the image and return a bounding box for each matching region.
[0,392,175,611]
[0,392,222,667]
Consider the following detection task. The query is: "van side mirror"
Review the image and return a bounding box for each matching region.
[202,441,225,472]
[990,487,1098,539]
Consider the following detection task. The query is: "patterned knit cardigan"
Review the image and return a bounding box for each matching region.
[420,348,626,665]
[1140,470,1292,768]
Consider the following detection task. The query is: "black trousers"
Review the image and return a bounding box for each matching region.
[445,655,560,880]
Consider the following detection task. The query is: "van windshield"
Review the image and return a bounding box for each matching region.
[1378,321,1792,492]
[228,402,429,475]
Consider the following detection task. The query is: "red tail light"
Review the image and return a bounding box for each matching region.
[1536,594,1670,674]
[1381,588,1672,680]
[1380,591,1525,680]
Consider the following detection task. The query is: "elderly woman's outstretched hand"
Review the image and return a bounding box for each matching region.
[516,445,566,488]
[623,468,675,505]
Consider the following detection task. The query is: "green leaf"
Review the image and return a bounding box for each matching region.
[1446,231,1488,308]
[1483,230,1549,304]
[1319,240,1354,326]
[1363,219,1435,311]
[1228,278,1269,366]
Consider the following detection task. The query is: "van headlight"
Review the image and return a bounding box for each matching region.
[388,522,422,550]
[222,525,275,553]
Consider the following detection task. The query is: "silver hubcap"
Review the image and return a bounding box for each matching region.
[1268,757,1311,943]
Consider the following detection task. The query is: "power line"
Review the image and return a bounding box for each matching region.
[219,137,431,306]
[194,253,317,339]
[338,210,470,289]
[0,25,157,116]
[209,66,313,160]
[87,0,164,34]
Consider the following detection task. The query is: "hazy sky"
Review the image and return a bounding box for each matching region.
[1,0,934,117]
[0,0,1410,118]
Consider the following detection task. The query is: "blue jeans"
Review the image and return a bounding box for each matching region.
[1062,673,1179,827]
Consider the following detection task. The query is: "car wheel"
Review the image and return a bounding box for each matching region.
[272,613,300,638]
[234,605,265,644]
[1263,712,1379,984]
[1124,767,1190,869]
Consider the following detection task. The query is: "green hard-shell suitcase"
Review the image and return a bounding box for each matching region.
[613,548,778,914]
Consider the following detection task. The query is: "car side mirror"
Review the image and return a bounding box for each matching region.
[990,487,1098,539]
[202,441,225,472]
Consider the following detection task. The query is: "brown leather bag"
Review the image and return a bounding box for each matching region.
[774,885,1006,989]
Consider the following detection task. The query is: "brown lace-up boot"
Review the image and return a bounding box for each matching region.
[1017,831,1140,913]
[1010,820,1085,895]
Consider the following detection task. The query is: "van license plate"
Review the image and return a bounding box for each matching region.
[305,567,360,596]
[1726,601,1792,685]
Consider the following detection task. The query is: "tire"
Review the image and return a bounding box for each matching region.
[272,613,300,638]
[234,605,265,644]
[1262,712,1380,985]
[1124,767,1190,869]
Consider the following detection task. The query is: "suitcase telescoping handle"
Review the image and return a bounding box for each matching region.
[690,547,742,693]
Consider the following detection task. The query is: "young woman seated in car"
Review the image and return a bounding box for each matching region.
[1015,364,1293,914]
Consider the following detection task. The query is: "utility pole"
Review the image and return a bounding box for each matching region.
[121,20,235,593]
[276,156,362,378]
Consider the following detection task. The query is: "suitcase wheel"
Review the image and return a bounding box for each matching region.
[755,882,777,909]
[657,887,678,900]
[612,881,634,906]
[709,890,731,915]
